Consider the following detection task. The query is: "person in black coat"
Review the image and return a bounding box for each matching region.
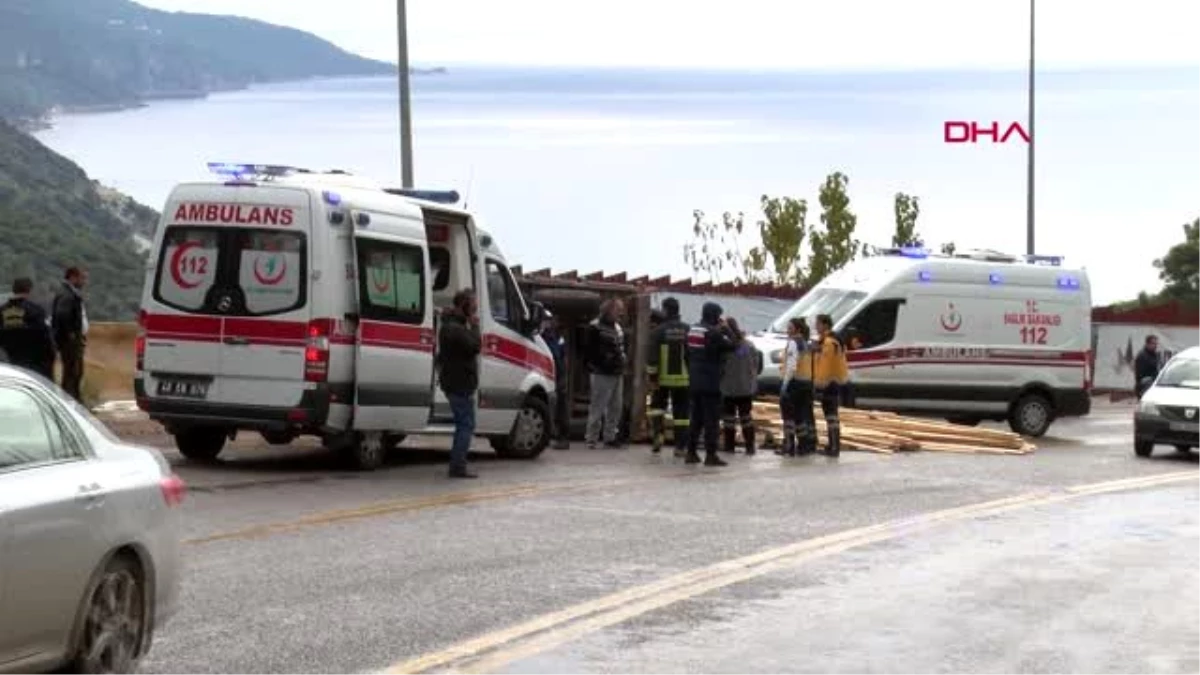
[684,301,735,466]
[52,267,89,401]
[0,278,56,378]
[1134,334,1162,399]
[542,311,571,450]
[438,289,482,478]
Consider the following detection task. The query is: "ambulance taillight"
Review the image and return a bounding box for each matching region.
[304,321,331,383]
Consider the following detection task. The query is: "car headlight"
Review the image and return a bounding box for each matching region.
[769,349,784,363]
[1137,400,1160,416]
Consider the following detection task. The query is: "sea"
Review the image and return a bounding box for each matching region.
[33,66,1200,305]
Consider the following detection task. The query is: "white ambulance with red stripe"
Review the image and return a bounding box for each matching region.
[747,247,1093,437]
[135,163,556,470]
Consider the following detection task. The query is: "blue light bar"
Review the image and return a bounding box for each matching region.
[322,190,342,206]
[899,246,930,259]
[207,162,304,178]
[989,273,1003,284]
[1025,254,1063,266]
[1057,275,1080,289]
[386,188,461,204]
[917,270,932,282]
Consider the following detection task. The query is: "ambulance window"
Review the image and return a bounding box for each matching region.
[154,226,220,313]
[847,299,903,349]
[429,247,451,291]
[235,230,306,316]
[357,239,426,325]
[485,259,523,329]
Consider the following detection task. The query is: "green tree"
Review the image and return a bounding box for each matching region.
[808,171,862,285]
[683,209,747,284]
[1153,217,1199,305]
[746,195,809,285]
[891,192,922,247]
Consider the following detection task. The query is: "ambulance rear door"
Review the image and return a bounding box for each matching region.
[350,208,435,431]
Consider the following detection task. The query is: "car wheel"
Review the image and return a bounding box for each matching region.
[946,416,981,427]
[1008,394,1054,437]
[493,397,550,459]
[67,555,146,674]
[260,430,296,446]
[382,433,407,452]
[1175,444,1193,453]
[175,427,226,461]
[1135,440,1154,457]
[344,431,385,471]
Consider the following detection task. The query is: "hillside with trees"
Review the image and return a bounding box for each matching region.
[0,0,395,123]
[0,120,155,320]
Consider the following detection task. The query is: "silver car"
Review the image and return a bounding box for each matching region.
[0,365,183,674]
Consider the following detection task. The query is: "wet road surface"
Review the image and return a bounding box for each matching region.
[120,402,1197,673]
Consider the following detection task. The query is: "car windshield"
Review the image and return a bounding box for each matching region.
[768,288,867,334]
[1156,356,1200,389]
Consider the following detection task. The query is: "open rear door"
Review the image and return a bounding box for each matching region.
[350,224,435,432]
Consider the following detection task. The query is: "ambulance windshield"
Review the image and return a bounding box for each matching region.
[768,288,867,334]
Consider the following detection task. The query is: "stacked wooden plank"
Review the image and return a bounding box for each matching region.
[751,399,1035,455]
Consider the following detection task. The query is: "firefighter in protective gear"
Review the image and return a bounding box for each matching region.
[813,313,849,457]
[646,298,690,456]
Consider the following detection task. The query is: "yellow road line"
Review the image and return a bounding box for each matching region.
[386,469,1197,674]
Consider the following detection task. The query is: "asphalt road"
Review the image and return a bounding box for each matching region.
[122,401,1198,674]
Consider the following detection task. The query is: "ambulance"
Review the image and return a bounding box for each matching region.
[746,247,1093,437]
[134,163,556,470]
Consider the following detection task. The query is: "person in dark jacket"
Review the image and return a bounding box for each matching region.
[438,289,482,478]
[685,301,734,466]
[584,298,627,448]
[1134,334,1162,399]
[719,317,761,455]
[542,311,571,450]
[52,267,88,401]
[0,278,56,378]
[647,298,691,457]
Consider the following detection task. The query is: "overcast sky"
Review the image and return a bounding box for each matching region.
[137,0,1198,70]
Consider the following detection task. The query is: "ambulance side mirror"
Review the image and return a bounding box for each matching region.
[526,301,548,335]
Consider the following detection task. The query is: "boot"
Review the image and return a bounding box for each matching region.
[685,449,702,464]
[649,415,664,454]
[704,450,728,466]
[722,427,737,454]
[824,422,841,457]
[796,423,816,456]
[742,425,756,455]
[674,426,690,458]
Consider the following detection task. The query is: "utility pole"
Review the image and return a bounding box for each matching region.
[396,0,414,188]
[1025,0,1036,255]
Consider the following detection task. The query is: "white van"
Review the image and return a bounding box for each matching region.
[746,248,1093,437]
[134,163,556,470]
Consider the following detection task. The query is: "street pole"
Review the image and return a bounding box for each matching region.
[396,0,414,188]
[1025,0,1036,255]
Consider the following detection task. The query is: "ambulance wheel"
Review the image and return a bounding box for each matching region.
[337,432,385,471]
[491,397,550,459]
[1008,393,1054,438]
[261,430,296,446]
[175,428,226,462]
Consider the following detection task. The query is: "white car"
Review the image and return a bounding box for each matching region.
[0,365,183,674]
[1134,346,1200,457]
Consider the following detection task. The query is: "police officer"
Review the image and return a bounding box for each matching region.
[646,298,691,457]
[685,301,734,466]
[0,278,56,378]
[542,310,571,450]
[813,313,849,457]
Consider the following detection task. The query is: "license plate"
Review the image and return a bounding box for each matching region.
[1169,421,1199,433]
[156,379,210,399]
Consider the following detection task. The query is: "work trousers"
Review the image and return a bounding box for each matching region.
[720,395,755,453]
[687,391,721,456]
[782,380,816,455]
[59,338,85,402]
[820,382,842,456]
[446,392,476,471]
[586,373,623,444]
[553,380,571,440]
[648,385,690,452]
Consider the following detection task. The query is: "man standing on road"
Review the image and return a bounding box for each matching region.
[813,313,848,458]
[438,289,482,479]
[584,298,627,449]
[0,278,56,378]
[646,298,691,457]
[685,302,734,466]
[52,267,88,401]
[542,311,571,450]
[1135,334,1162,399]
